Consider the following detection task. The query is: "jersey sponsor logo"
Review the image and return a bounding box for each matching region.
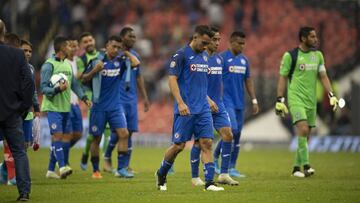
[190,64,209,72]
[241,59,246,65]
[299,63,318,71]
[51,123,57,130]
[101,68,121,77]
[208,66,222,75]
[170,61,176,68]
[229,65,246,74]
[216,57,221,65]
[299,64,305,71]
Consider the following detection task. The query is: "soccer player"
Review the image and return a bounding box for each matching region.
[155,25,224,191]
[190,27,239,186]
[216,31,259,178]
[41,36,91,179]
[81,35,140,179]
[103,27,150,176]
[64,38,83,166]
[275,27,338,177]
[77,32,112,170]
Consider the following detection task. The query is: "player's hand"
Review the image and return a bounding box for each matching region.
[252,103,259,115]
[144,99,150,112]
[328,92,338,112]
[59,81,68,91]
[275,97,288,117]
[84,99,92,108]
[178,102,190,116]
[94,61,104,72]
[208,98,218,113]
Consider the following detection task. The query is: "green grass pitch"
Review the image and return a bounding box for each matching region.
[0,147,359,202]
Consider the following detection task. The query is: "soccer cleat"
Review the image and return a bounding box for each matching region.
[0,163,6,184]
[205,182,224,191]
[80,154,88,171]
[214,159,220,175]
[217,174,239,185]
[292,167,305,178]
[304,165,315,177]
[59,166,72,179]
[191,177,205,186]
[229,168,246,178]
[115,168,134,178]
[7,177,16,186]
[103,157,113,173]
[155,171,167,191]
[46,171,60,179]
[92,171,103,179]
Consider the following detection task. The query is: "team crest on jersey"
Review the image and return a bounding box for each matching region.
[92,125,98,132]
[203,55,208,62]
[216,58,221,65]
[310,54,316,61]
[51,123,57,130]
[114,61,120,67]
[170,61,176,68]
[228,58,233,62]
[299,64,305,71]
[295,112,301,120]
[174,133,180,139]
[241,59,246,65]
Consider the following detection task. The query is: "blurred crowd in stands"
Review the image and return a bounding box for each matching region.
[0,0,359,134]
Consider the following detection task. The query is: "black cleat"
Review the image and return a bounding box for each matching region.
[155,170,167,191]
[17,193,29,201]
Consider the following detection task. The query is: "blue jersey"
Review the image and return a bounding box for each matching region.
[92,54,126,111]
[207,53,226,113]
[119,49,140,103]
[168,45,210,114]
[221,50,250,110]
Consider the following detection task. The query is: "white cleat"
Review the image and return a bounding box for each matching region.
[191,177,205,186]
[205,184,225,191]
[217,174,239,185]
[292,171,305,178]
[307,168,315,174]
[59,166,72,179]
[46,171,60,179]
[158,184,167,191]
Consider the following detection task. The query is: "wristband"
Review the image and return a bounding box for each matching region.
[328,92,334,98]
[277,96,285,103]
[252,99,258,104]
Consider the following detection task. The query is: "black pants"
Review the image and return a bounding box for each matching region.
[0,115,31,195]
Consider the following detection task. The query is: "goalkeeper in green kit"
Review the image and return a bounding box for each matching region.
[276,27,339,177]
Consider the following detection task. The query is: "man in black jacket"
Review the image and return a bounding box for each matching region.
[0,19,34,201]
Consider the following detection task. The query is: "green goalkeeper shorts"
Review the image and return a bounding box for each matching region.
[289,106,316,128]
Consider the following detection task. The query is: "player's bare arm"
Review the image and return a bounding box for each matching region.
[137,75,150,112]
[245,77,259,115]
[319,71,338,111]
[168,75,189,116]
[81,61,104,82]
[124,50,140,67]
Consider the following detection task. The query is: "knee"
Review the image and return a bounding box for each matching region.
[200,138,213,151]
[194,140,200,148]
[93,136,101,144]
[221,128,233,142]
[298,126,310,136]
[117,129,129,139]
[173,143,185,153]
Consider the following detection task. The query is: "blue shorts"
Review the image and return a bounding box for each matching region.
[23,119,33,142]
[122,102,138,132]
[47,111,72,134]
[212,111,231,130]
[172,111,214,144]
[70,104,83,133]
[90,108,127,136]
[226,107,244,133]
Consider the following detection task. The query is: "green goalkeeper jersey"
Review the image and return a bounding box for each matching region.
[279,49,326,109]
[41,58,73,112]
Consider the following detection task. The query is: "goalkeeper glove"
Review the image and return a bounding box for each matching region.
[328,92,338,111]
[275,97,288,117]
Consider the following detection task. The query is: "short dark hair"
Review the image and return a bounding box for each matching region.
[120,27,134,37]
[230,31,246,40]
[20,39,32,48]
[210,26,219,34]
[194,25,213,38]
[54,36,68,53]
[78,32,93,42]
[4,33,21,47]
[299,26,315,42]
[107,35,122,43]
